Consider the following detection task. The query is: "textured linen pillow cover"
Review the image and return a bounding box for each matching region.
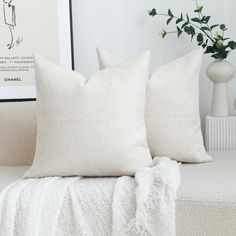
[24,52,152,178]
[97,48,212,163]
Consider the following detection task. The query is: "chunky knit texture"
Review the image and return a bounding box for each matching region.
[0,157,180,236]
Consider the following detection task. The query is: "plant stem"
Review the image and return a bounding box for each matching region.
[194,0,214,44]
[194,0,203,28]
[156,12,214,43]
[166,31,178,34]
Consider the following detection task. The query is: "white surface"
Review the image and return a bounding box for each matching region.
[24,53,152,177]
[205,116,236,151]
[72,0,236,130]
[207,60,236,116]
[0,158,179,236]
[97,48,211,163]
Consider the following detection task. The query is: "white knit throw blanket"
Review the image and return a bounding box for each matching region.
[0,157,180,236]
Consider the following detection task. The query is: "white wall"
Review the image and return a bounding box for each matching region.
[72,0,236,132]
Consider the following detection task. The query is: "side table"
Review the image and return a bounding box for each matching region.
[205,115,236,151]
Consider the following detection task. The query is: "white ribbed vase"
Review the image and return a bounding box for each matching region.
[207,60,236,117]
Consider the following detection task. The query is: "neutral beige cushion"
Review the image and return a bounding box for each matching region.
[24,52,152,178]
[0,102,36,166]
[97,48,212,163]
[177,151,236,236]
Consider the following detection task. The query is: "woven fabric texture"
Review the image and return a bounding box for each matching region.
[24,52,152,177]
[97,48,212,163]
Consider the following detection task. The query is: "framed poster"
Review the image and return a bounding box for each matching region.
[0,0,74,101]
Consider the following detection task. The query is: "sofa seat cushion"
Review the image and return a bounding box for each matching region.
[0,166,29,192]
[0,152,236,235]
[177,152,236,236]
[0,102,37,166]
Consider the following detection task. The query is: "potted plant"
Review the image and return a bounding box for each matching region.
[148,0,236,116]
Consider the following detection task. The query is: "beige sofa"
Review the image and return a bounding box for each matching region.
[0,102,236,236]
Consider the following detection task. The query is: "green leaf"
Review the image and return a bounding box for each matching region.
[186,14,190,22]
[191,17,202,23]
[189,26,195,39]
[177,26,182,37]
[167,17,173,25]
[197,33,204,42]
[189,26,195,34]
[184,26,190,34]
[168,9,173,17]
[148,8,157,17]
[205,46,215,54]
[194,6,203,13]
[176,18,182,24]
[228,41,236,49]
[160,29,167,38]
[181,22,189,29]
[204,16,211,23]
[212,51,229,59]
[210,24,219,30]
[220,24,226,30]
[180,13,183,20]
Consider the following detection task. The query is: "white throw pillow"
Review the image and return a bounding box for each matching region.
[97,48,212,163]
[24,52,152,178]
